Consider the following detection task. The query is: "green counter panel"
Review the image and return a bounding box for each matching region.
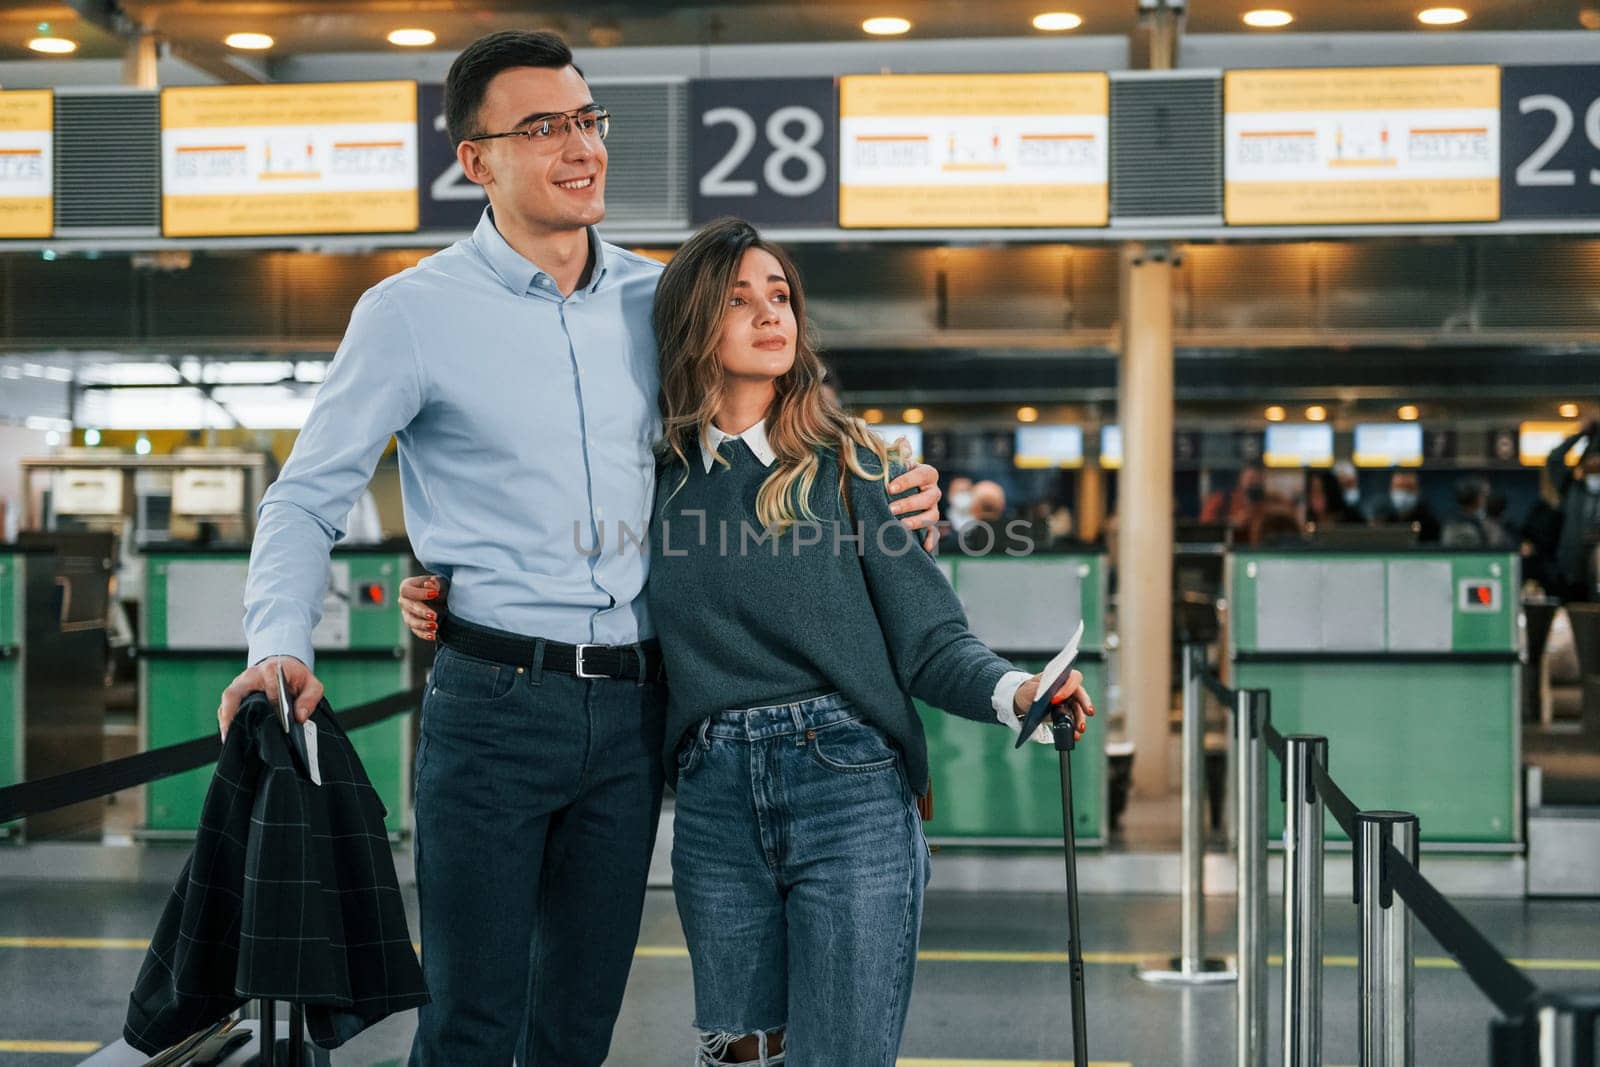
[1236,660,1518,843]
[143,656,410,834]
[917,659,1106,842]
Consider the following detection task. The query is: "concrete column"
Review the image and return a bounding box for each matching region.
[1117,241,1176,796]
[123,32,158,89]
[1077,457,1104,544]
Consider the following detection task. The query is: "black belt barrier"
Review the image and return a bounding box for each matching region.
[0,687,424,824]
[1385,843,1540,1019]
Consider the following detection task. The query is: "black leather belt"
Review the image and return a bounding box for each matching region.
[439,616,665,683]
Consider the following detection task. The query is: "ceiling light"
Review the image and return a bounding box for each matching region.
[1242,9,1294,28]
[1305,405,1327,422]
[1265,405,1287,422]
[1397,404,1420,421]
[1417,7,1468,25]
[27,36,77,54]
[863,408,885,424]
[387,28,437,47]
[224,32,274,50]
[901,407,925,425]
[135,435,153,456]
[1033,12,1083,31]
[84,428,101,446]
[1558,402,1581,418]
[1017,406,1040,423]
[1580,8,1600,29]
[862,16,912,35]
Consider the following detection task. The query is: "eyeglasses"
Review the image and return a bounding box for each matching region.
[465,105,610,150]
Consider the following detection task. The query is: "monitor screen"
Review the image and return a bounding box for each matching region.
[1014,425,1084,469]
[1353,423,1423,468]
[1519,421,1586,467]
[868,424,923,463]
[1099,425,1122,469]
[1264,424,1334,468]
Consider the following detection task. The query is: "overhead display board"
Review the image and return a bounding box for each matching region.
[1014,426,1084,469]
[691,78,838,227]
[0,90,53,239]
[1353,423,1424,468]
[838,73,1108,228]
[1501,65,1600,220]
[1518,421,1586,467]
[162,82,419,237]
[1225,66,1500,225]
[417,82,483,232]
[1264,424,1334,468]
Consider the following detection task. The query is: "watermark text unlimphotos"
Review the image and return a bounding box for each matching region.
[570,513,1039,559]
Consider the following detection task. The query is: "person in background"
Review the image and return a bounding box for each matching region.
[1370,469,1440,542]
[1547,420,1600,601]
[1331,461,1367,522]
[1199,464,1267,541]
[944,476,976,535]
[1307,468,1363,529]
[1442,476,1509,549]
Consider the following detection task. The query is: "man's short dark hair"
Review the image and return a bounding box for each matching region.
[444,30,582,146]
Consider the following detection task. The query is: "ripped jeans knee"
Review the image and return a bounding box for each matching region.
[695,1026,786,1065]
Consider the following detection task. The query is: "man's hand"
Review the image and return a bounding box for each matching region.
[1011,669,1095,744]
[399,574,448,641]
[217,655,323,742]
[887,451,944,553]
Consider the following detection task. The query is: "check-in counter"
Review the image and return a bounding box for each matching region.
[139,545,414,836]
[1230,549,1520,845]
[917,552,1107,844]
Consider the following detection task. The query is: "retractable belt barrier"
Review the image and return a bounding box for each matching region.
[1170,646,1592,1067]
[0,687,424,825]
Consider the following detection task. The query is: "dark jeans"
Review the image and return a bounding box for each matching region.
[408,645,667,1067]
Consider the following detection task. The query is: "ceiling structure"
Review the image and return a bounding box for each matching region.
[1,0,1596,66]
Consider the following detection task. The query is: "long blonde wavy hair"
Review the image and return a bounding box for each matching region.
[653,217,897,533]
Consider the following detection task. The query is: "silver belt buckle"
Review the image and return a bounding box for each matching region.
[574,643,604,679]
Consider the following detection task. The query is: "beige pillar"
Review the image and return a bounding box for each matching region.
[1118,242,1176,796]
[123,32,158,89]
[1077,457,1104,545]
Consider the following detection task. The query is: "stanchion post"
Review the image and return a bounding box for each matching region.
[1283,735,1328,1067]
[1357,811,1418,1067]
[1236,688,1269,1067]
[1137,642,1236,986]
[1534,991,1600,1067]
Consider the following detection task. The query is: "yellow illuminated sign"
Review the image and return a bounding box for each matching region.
[161,82,419,237]
[1519,421,1586,468]
[0,91,53,239]
[1224,66,1500,225]
[839,73,1109,228]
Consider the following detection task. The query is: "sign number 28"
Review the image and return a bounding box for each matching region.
[699,105,828,199]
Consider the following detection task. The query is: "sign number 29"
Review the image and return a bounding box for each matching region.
[699,105,828,199]
[1515,93,1600,187]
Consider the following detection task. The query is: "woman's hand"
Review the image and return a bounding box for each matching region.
[1010,670,1094,744]
[887,456,943,552]
[400,575,448,641]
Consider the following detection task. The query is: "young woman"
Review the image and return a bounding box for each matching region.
[401,218,1093,1066]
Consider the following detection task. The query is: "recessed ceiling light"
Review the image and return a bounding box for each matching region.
[1417,7,1469,25]
[1580,7,1600,29]
[863,408,885,424]
[1243,9,1295,28]
[862,16,912,35]
[224,32,274,51]
[27,36,78,54]
[1265,405,1287,422]
[1017,406,1040,423]
[1033,12,1083,31]
[387,28,437,47]
[1305,405,1327,422]
[1559,402,1581,418]
[901,407,925,424]
[1397,404,1420,421]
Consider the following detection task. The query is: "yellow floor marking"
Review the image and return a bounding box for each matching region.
[0,936,149,950]
[5,937,1600,976]
[0,1041,102,1054]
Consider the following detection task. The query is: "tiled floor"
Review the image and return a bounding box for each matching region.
[2,877,1597,1066]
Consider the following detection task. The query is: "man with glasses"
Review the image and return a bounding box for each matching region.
[213,30,942,1066]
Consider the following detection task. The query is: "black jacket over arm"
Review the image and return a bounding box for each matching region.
[124,693,428,1054]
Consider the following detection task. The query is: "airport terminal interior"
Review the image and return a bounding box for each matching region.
[2,0,1600,1064]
